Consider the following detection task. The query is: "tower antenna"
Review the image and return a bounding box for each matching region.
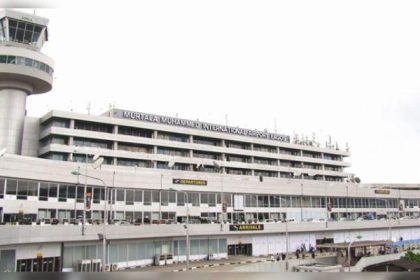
[274,118,278,133]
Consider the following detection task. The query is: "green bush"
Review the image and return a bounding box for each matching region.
[404,251,420,263]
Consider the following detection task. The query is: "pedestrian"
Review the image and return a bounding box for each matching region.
[276,253,280,262]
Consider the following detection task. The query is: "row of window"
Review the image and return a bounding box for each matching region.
[1,18,44,46]
[41,118,344,161]
[1,177,419,209]
[63,239,227,269]
[0,55,53,75]
[42,150,344,181]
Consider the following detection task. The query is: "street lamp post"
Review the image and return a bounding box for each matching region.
[213,161,224,226]
[170,188,189,270]
[73,149,102,236]
[347,234,362,272]
[71,170,108,272]
[376,198,392,242]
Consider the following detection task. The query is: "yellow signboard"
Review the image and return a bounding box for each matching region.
[229,224,264,231]
[374,189,390,195]
[173,178,207,186]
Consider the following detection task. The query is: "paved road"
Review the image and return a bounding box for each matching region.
[125,255,267,272]
[123,253,336,272]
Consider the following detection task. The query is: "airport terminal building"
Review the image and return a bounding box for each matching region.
[0,9,420,272]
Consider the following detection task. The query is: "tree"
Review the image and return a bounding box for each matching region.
[404,251,420,263]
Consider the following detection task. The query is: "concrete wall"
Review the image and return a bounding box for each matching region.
[21,117,40,157]
[1,221,420,247]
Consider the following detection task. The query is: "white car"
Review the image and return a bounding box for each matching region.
[262,219,276,224]
[114,220,132,226]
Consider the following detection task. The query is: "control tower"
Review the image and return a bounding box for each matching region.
[0,9,53,154]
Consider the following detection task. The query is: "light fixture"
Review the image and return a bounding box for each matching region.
[92,157,104,169]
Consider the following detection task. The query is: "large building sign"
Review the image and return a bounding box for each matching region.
[374,189,390,195]
[113,109,290,143]
[173,178,207,186]
[229,224,264,231]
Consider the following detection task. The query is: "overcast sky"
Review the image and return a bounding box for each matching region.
[9,1,420,183]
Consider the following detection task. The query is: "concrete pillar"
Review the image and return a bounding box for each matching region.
[0,86,29,154]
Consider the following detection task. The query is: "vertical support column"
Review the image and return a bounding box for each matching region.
[250,143,254,176]
[67,119,75,161]
[113,125,118,165]
[276,147,281,177]
[221,139,226,173]
[0,88,28,154]
[153,130,158,168]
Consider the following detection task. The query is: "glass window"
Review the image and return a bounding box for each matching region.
[225,193,232,207]
[24,57,32,67]
[151,191,159,203]
[161,191,168,206]
[34,25,42,33]
[188,193,199,206]
[190,240,200,255]
[17,21,26,30]
[16,56,25,65]
[270,195,280,207]
[144,190,151,205]
[209,193,216,207]
[6,56,16,64]
[6,179,17,195]
[49,183,58,197]
[312,197,321,208]
[177,192,185,206]
[209,239,218,254]
[39,182,48,199]
[302,196,310,208]
[134,190,142,202]
[201,193,208,204]
[67,185,76,199]
[9,27,16,40]
[33,60,40,69]
[169,191,176,203]
[16,29,24,41]
[116,189,125,202]
[27,181,38,196]
[17,180,28,198]
[59,185,67,201]
[218,239,227,253]
[126,189,134,205]
[23,30,32,43]
[93,188,101,203]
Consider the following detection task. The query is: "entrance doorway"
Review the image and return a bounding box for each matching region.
[16,257,60,272]
[228,243,252,256]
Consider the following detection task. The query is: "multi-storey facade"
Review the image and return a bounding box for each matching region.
[0,9,419,273]
[38,108,350,181]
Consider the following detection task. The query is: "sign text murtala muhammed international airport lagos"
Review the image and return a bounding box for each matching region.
[114,109,290,143]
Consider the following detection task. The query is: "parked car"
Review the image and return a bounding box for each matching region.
[114,220,132,226]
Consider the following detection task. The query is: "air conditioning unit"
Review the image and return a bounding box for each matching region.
[111,263,119,271]
[104,264,111,272]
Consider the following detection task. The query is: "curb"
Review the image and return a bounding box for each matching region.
[172,258,274,272]
[170,253,332,272]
